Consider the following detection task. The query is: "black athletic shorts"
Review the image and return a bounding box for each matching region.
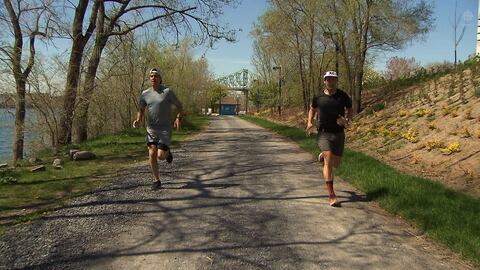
[316,131,345,156]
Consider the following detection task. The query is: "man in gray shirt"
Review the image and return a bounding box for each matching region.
[133,68,183,190]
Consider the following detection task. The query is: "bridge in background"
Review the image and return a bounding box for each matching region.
[216,69,254,113]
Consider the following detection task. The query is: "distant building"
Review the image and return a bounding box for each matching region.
[218,96,239,115]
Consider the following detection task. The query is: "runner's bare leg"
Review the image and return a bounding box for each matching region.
[148,145,160,181]
[323,151,338,206]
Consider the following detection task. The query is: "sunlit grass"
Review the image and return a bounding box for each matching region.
[0,115,209,231]
[241,115,480,267]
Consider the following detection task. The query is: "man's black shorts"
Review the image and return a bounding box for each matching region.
[316,131,345,156]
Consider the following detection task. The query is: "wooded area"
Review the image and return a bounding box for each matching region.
[250,0,433,115]
[0,0,237,165]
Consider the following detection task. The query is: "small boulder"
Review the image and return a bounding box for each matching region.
[28,157,43,165]
[30,165,46,172]
[52,159,64,169]
[0,163,8,169]
[69,149,80,161]
[73,151,96,161]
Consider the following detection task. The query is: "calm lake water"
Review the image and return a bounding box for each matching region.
[0,108,38,163]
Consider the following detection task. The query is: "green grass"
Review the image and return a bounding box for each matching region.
[0,115,209,230]
[240,115,480,267]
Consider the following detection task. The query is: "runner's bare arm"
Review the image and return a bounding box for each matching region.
[306,105,316,133]
[174,99,183,118]
[346,107,353,123]
[337,107,353,127]
[174,99,183,130]
[133,105,145,128]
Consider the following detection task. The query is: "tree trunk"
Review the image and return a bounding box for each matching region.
[12,80,26,165]
[353,68,363,113]
[357,0,371,113]
[4,0,28,165]
[307,17,315,114]
[294,31,308,113]
[57,0,99,145]
[74,38,107,143]
[128,55,135,127]
[341,49,355,99]
[58,43,86,145]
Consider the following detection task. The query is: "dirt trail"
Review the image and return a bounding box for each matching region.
[0,116,474,270]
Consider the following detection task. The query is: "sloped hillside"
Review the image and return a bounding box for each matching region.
[349,69,480,197]
[253,68,480,197]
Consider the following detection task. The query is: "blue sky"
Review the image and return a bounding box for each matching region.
[375,0,478,70]
[195,0,270,77]
[33,1,480,78]
[201,0,479,76]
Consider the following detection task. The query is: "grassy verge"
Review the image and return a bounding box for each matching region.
[240,115,480,267]
[0,115,209,233]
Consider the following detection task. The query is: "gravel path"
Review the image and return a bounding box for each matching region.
[0,116,475,270]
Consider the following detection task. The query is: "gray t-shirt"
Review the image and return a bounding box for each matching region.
[139,85,179,134]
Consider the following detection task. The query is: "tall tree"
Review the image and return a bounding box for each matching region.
[27,57,63,149]
[207,83,227,113]
[71,0,236,143]
[320,0,433,113]
[252,0,331,114]
[0,0,56,165]
[57,0,100,145]
[84,35,218,137]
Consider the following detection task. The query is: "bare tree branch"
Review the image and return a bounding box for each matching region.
[109,8,196,36]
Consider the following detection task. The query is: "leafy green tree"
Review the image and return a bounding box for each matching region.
[207,83,228,112]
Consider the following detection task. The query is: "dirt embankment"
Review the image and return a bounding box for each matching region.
[255,70,480,197]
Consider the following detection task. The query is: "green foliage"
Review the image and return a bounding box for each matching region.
[426,116,436,122]
[364,60,476,96]
[475,86,480,98]
[418,86,431,102]
[0,115,209,234]
[207,83,228,110]
[251,0,434,113]
[398,109,409,117]
[440,142,461,155]
[86,37,215,140]
[363,103,385,116]
[363,67,385,89]
[414,108,429,118]
[142,39,213,114]
[0,175,17,185]
[448,76,456,97]
[442,105,458,117]
[249,84,264,112]
[401,128,419,143]
[249,82,278,111]
[373,103,385,111]
[461,55,480,68]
